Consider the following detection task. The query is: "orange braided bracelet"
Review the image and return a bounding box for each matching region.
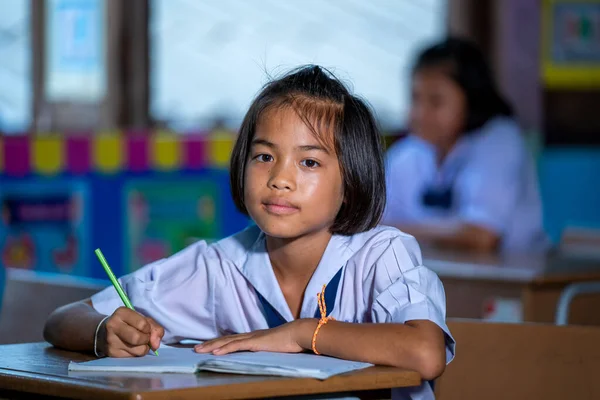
[311,284,334,355]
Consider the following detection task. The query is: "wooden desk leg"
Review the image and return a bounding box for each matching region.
[522,285,538,322]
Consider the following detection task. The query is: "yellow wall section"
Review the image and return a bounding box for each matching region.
[94,133,123,173]
[32,135,64,175]
[208,130,235,168]
[151,131,181,171]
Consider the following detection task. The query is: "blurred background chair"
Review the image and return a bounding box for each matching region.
[0,270,104,344]
[555,281,600,326]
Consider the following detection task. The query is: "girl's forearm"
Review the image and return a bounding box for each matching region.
[43,299,106,353]
[295,319,446,380]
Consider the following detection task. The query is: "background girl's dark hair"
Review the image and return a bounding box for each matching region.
[413,36,513,132]
[230,65,386,235]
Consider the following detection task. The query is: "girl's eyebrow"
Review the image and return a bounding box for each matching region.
[251,138,276,148]
[251,139,330,154]
[296,144,330,154]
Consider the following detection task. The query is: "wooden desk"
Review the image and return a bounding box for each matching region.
[0,343,421,400]
[423,249,600,325]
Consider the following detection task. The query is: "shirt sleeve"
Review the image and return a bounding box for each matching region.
[455,120,527,234]
[91,240,220,344]
[383,140,430,224]
[368,233,456,364]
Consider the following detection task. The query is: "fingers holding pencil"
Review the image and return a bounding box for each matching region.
[99,307,164,357]
[94,248,161,357]
[147,317,165,352]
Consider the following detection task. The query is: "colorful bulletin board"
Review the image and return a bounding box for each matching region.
[0,180,90,275]
[542,0,600,88]
[124,179,222,273]
[0,132,251,279]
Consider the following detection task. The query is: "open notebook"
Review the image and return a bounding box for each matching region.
[68,346,372,380]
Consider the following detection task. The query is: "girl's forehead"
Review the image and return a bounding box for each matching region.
[414,68,453,85]
[255,106,337,150]
[413,69,463,97]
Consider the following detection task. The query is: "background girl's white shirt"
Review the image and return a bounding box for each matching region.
[91,224,455,400]
[384,117,549,252]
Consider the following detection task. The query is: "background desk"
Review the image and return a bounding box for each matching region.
[424,249,600,325]
[0,343,420,400]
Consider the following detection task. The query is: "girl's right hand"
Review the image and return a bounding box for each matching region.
[97,307,164,357]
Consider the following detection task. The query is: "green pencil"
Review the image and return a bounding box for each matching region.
[94,248,159,356]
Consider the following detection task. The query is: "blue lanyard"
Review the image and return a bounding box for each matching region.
[256,267,343,328]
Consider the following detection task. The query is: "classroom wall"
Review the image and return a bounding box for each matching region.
[539,149,600,242]
[494,0,600,243]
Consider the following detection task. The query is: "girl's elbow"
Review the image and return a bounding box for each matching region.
[393,339,446,380]
[417,346,446,380]
[43,321,54,345]
[43,314,58,345]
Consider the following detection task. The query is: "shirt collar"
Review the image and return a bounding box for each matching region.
[241,231,353,321]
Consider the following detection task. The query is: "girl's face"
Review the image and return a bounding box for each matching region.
[244,107,344,240]
[409,68,467,148]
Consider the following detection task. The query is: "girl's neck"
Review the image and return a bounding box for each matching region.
[433,136,460,166]
[415,133,459,166]
[266,229,332,285]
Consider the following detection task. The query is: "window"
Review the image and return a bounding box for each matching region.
[45,0,106,103]
[0,0,31,133]
[150,0,446,132]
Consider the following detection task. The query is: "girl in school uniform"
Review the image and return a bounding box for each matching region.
[44,66,454,400]
[383,37,548,253]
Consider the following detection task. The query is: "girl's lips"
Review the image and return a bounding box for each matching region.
[262,200,300,215]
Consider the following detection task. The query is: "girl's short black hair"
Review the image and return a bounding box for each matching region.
[230,65,385,235]
[413,37,513,132]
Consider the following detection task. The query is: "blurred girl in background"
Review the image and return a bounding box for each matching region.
[383,37,548,253]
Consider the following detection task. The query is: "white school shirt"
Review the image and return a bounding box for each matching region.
[92,224,455,400]
[383,117,549,253]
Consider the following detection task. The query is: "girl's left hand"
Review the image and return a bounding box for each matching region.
[194,319,317,355]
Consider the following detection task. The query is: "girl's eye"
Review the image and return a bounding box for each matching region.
[255,154,273,163]
[301,159,320,168]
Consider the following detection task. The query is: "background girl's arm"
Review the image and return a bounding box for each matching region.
[402,122,528,253]
[396,221,499,252]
